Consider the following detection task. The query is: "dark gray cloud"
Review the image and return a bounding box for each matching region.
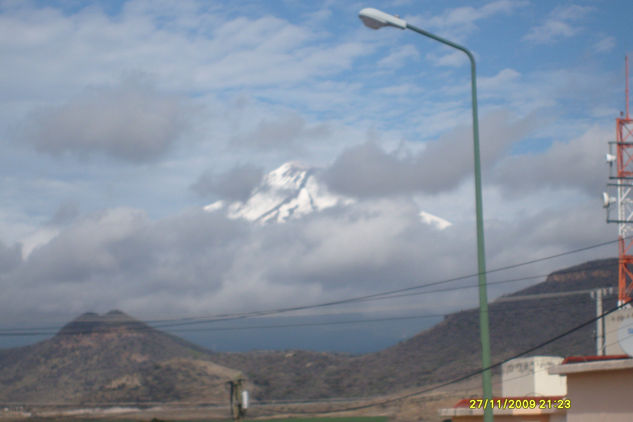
[48,201,80,226]
[9,208,247,317]
[0,241,22,274]
[191,164,264,202]
[23,77,192,162]
[490,125,606,196]
[230,112,330,150]
[323,110,538,197]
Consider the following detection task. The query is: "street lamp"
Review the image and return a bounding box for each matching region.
[359,7,493,422]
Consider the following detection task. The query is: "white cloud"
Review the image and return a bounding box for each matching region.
[592,35,615,53]
[230,112,331,151]
[376,83,423,96]
[377,44,419,69]
[479,68,521,91]
[523,4,593,44]
[425,50,467,68]
[420,0,528,38]
[0,2,366,102]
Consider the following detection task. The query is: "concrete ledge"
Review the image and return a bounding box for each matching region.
[549,358,633,375]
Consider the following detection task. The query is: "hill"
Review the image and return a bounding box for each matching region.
[212,258,618,399]
[0,258,620,404]
[0,310,240,404]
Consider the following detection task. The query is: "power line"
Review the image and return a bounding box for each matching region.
[0,238,619,338]
[491,328,633,391]
[30,243,617,333]
[307,300,631,415]
[0,261,617,337]
[148,239,620,328]
[0,291,624,409]
[0,281,611,337]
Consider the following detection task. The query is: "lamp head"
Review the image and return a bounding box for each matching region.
[359,8,406,30]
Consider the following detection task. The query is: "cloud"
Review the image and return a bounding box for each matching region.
[592,36,615,54]
[377,44,420,69]
[490,125,608,196]
[0,0,623,336]
[2,207,248,317]
[482,193,614,285]
[0,189,614,324]
[478,68,521,91]
[0,200,459,319]
[20,208,147,284]
[425,50,467,68]
[0,2,367,100]
[23,77,192,162]
[0,241,22,274]
[323,109,537,197]
[192,164,264,202]
[523,4,593,44]
[422,0,528,38]
[230,112,330,151]
[48,201,81,226]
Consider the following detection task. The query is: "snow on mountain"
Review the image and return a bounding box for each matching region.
[204,162,353,224]
[204,162,452,229]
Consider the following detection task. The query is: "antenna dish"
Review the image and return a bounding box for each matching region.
[603,192,615,208]
[606,153,617,163]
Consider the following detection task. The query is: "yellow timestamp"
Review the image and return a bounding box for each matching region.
[468,398,571,410]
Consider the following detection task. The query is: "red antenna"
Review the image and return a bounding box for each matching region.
[626,55,630,119]
[616,56,633,305]
[604,56,633,305]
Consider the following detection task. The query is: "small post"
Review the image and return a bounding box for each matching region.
[594,288,605,355]
[227,377,247,422]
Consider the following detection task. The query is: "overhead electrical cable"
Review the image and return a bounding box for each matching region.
[310,300,631,415]
[141,239,623,329]
[0,288,611,337]
[0,253,618,335]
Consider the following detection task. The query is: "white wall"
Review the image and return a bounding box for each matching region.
[502,356,566,397]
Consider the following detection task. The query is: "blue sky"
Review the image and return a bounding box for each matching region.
[0,0,631,352]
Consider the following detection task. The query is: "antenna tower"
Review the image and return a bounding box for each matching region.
[605,56,633,305]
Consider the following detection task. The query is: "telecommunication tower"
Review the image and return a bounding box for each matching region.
[603,56,633,306]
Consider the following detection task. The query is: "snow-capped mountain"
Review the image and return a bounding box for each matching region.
[204,162,354,224]
[204,162,452,229]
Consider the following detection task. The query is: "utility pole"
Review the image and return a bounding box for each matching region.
[590,287,614,355]
[591,287,613,356]
[596,288,604,355]
[497,287,616,355]
[227,377,248,422]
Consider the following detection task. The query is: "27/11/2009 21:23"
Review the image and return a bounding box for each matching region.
[468,398,571,410]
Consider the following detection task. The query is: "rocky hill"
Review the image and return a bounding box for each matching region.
[0,259,620,404]
[212,258,619,399]
[0,310,239,404]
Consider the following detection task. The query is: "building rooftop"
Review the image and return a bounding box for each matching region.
[550,355,633,375]
[561,354,631,364]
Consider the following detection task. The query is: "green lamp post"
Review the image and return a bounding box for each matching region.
[359,8,493,422]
